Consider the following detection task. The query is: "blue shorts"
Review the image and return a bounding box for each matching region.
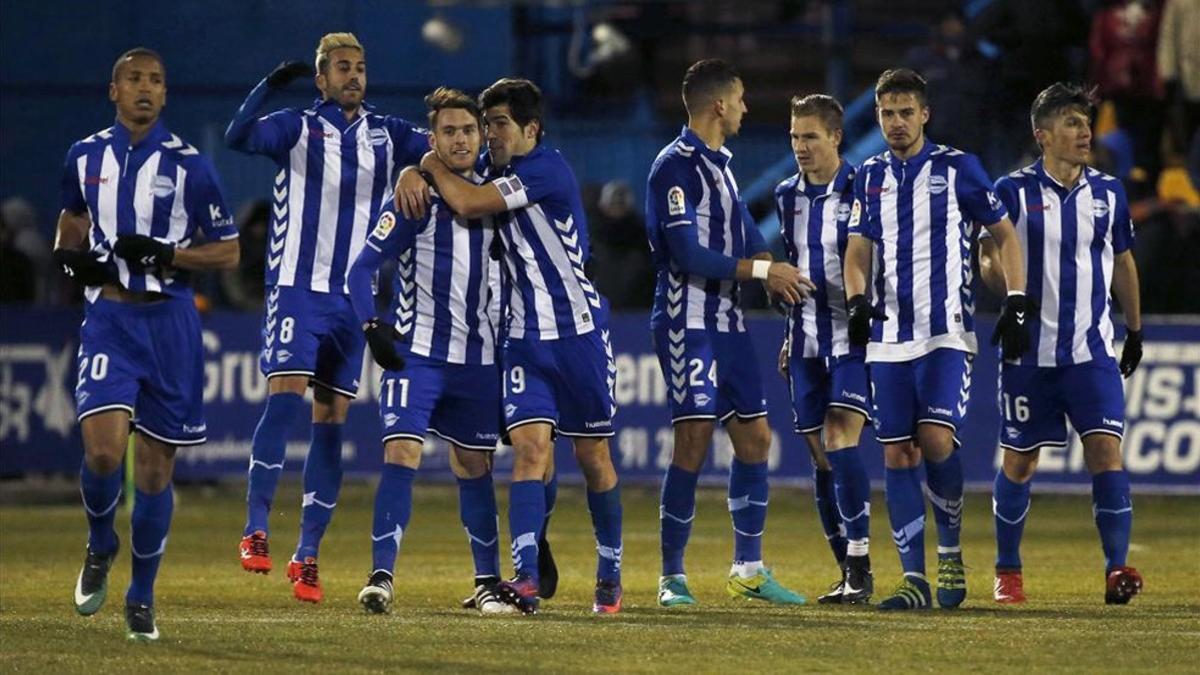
[998,358,1125,452]
[653,327,767,425]
[788,353,871,434]
[75,296,206,446]
[869,348,973,444]
[502,329,616,437]
[379,353,501,451]
[259,286,364,398]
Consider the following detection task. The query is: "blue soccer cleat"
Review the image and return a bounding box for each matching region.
[877,573,932,610]
[937,553,967,609]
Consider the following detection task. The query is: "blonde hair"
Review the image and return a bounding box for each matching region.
[315,33,364,73]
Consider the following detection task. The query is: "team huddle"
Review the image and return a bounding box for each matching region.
[55,33,1144,642]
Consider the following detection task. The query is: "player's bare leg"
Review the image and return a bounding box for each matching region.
[994,449,1038,604]
[75,410,131,616]
[1084,434,1141,604]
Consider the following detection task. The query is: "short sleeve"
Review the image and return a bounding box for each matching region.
[956,154,1007,226]
[981,176,1022,241]
[187,157,238,241]
[847,165,880,240]
[59,146,86,214]
[494,153,565,211]
[1111,180,1134,253]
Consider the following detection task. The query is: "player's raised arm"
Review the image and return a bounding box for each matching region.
[224,61,311,156]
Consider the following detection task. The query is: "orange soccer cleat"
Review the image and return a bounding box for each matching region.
[288,557,323,603]
[239,531,272,574]
[1105,566,1143,605]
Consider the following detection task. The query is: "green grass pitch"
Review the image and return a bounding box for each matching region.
[2,482,1197,673]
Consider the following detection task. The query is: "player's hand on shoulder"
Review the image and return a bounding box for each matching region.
[1119,328,1143,378]
[52,248,111,286]
[394,166,431,220]
[363,317,406,372]
[992,292,1036,361]
[266,61,315,89]
[765,262,815,305]
[846,293,885,347]
[113,234,175,270]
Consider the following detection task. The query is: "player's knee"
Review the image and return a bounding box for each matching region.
[84,450,123,477]
[1083,436,1123,474]
[884,442,921,468]
[384,440,422,469]
[824,410,865,450]
[451,447,490,479]
[1002,450,1038,483]
[133,446,176,493]
[916,424,955,462]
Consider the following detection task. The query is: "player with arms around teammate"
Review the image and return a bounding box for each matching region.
[347,87,511,615]
[225,33,428,602]
[412,79,623,615]
[843,68,1030,610]
[980,83,1144,606]
[775,94,875,604]
[57,48,240,641]
[647,59,810,608]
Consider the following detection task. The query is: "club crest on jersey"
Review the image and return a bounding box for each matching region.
[667,186,686,216]
[928,175,948,195]
[1092,200,1110,219]
[372,211,396,239]
[367,128,389,146]
[836,202,852,222]
[152,175,175,198]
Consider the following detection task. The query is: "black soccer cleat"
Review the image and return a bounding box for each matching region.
[537,535,558,601]
[358,570,394,614]
[74,536,119,616]
[843,554,874,604]
[125,602,159,642]
[1105,566,1143,605]
[817,567,846,605]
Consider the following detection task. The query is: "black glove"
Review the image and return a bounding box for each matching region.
[847,294,886,347]
[113,235,175,269]
[1119,328,1143,378]
[266,60,315,89]
[992,292,1034,361]
[363,317,405,371]
[52,248,111,286]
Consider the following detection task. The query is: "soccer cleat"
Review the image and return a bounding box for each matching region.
[1105,566,1143,605]
[843,555,874,604]
[288,557,323,603]
[125,603,159,642]
[74,537,119,616]
[461,577,515,615]
[936,553,967,609]
[593,579,622,614]
[726,568,807,605]
[658,574,697,607]
[877,574,932,610]
[495,574,540,615]
[537,535,558,601]
[358,571,394,614]
[994,569,1026,604]
[239,530,272,574]
[817,566,846,604]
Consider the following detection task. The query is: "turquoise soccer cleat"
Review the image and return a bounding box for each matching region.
[726,568,807,605]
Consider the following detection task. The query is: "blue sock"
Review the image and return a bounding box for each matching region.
[370,463,416,575]
[993,470,1031,570]
[80,460,121,555]
[813,467,847,563]
[924,450,964,554]
[457,473,500,579]
[587,485,623,583]
[127,486,173,606]
[827,447,872,544]
[886,466,926,576]
[295,423,344,561]
[540,472,558,541]
[244,392,304,536]
[1092,470,1133,572]
[508,480,544,580]
[729,458,768,564]
[660,464,698,576]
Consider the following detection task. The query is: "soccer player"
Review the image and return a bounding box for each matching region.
[411,78,623,615]
[346,87,510,615]
[775,94,874,604]
[225,33,428,602]
[57,48,240,641]
[646,59,810,607]
[980,82,1144,606]
[843,68,1030,610]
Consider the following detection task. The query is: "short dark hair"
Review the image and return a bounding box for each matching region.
[682,59,741,113]
[875,68,926,106]
[790,94,844,133]
[425,86,482,130]
[1030,82,1095,132]
[112,47,165,82]
[479,78,544,139]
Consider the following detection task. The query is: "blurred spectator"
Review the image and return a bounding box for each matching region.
[1157,0,1200,149]
[0,208,36,303]
[904,12,991,157]
[588,180,653,310]
[0,197,52,303]
[219,200,268,311]
[1090,0,1165,184]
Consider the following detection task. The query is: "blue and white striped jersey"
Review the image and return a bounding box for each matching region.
[226,80,428,294]
[60,120,237,302]
[991,160,1134,367]
[776,162,860,358]
[849,141,1007,362]
[363,176,500,365]
[489,142,606,341]
[645,127,768,333]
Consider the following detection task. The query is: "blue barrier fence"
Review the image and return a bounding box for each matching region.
[2,308,1196,493]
